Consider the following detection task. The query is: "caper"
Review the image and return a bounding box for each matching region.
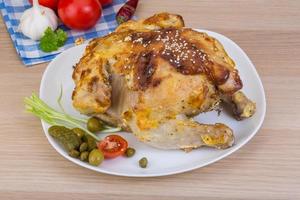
[69,149,80,158]
[139,157,148,168]
[87,117,103,132]
[72,128,85,139]
[79,142,88,152]
[125,147,136,157]
[80,151,89,161]
[82,134,97,151]
[88,149,104,166]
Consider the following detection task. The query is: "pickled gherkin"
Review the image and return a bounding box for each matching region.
[48,126,81,151]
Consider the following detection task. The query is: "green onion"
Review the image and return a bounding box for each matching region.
[24,93,121,141]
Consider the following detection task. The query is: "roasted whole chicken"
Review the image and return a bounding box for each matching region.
[72,13,256,150]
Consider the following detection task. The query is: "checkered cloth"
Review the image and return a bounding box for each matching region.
[0,0,127,66]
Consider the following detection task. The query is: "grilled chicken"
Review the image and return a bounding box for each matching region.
[72,13,255,150]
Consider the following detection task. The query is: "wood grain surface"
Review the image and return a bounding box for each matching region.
[0,0,299,199]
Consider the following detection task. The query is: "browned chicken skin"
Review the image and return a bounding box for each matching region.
[72,13,256,150]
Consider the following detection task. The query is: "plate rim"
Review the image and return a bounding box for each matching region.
[39,29,266,177]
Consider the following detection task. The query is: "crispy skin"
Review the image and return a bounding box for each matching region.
[115,12,184,32]
[231,91,256,120]
[72,13,255,150]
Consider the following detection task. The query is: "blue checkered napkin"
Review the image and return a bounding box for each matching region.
[0,0,127,66]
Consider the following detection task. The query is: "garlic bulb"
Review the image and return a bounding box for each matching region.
[19,0,58,40]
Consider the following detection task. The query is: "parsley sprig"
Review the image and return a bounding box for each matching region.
[39,27,68,52]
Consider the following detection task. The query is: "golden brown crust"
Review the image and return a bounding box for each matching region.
[72,53,112,114]
[144,12,185,27]
[71,12,250,150]
[231,91,256,120]
[72,13,243,115]
[121,28,242,92]
[73,13,242,118]
[115,12,185,32]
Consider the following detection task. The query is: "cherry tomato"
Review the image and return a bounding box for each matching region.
[29,0,58,10]
[97,135,128,159]
[58,0,102,30]
[98,0,112,7]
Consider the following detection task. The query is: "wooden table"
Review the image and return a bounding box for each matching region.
[1,0,299,199]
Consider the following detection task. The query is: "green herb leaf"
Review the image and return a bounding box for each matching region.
[39,27,58,52]
[39,27,68,52]
[56,29,68,47]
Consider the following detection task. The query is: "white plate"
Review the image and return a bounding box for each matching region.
[39,29,266,177]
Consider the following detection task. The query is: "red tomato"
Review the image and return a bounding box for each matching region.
[58,0,102,30]
[98,0,112,6]
[29,0,58,10]
[97,135,128,159]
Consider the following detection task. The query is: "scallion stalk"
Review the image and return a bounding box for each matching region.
[24,93,121,141]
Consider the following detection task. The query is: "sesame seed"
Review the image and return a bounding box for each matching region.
[133,38,143,43]
[124,36,132,42]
